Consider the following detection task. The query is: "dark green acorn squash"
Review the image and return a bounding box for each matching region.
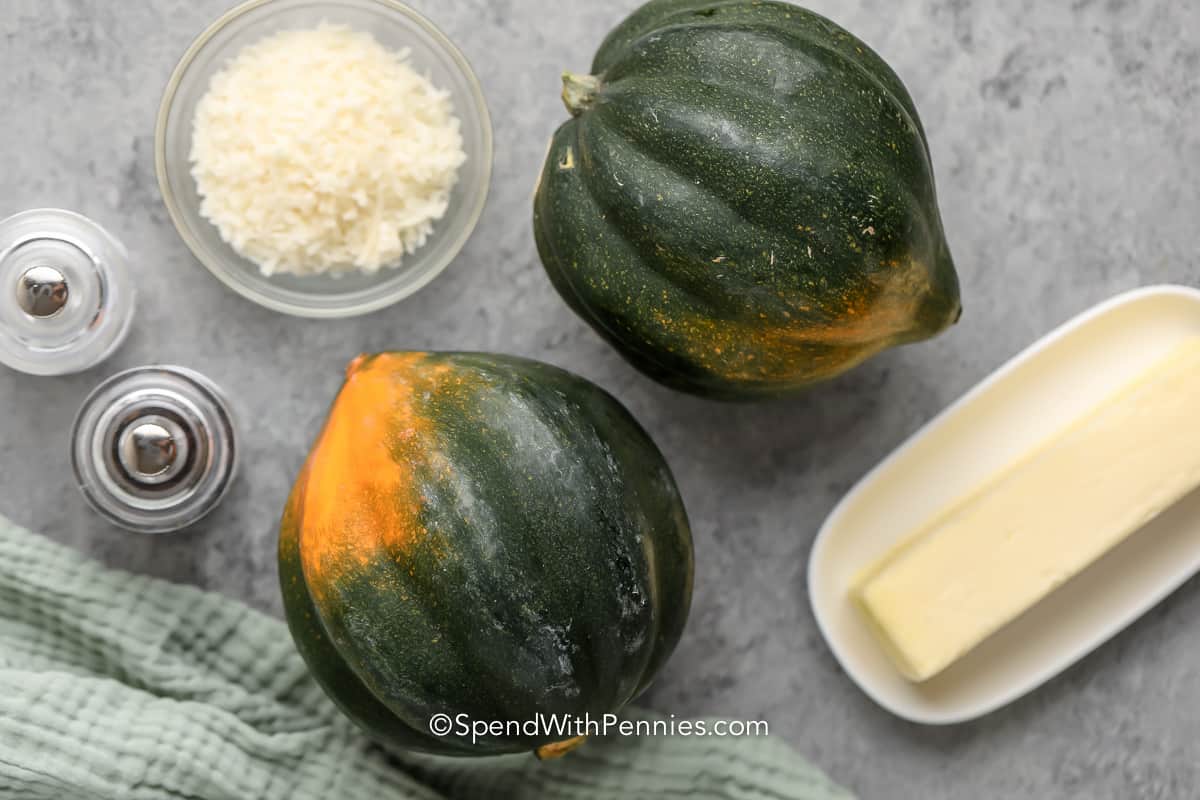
[533,0,962,400]
[279,352,693,757]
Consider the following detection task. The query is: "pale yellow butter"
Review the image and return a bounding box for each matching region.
[854,338,1200,682]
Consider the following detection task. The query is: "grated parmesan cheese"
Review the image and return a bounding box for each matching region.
[190,24,467,276]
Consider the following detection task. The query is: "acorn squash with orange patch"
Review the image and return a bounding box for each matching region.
[533,0,962,399]
[279,352,693,757]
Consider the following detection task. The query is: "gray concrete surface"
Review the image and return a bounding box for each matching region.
[2,1,1199,797]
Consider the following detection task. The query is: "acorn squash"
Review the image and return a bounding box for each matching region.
[279,353,693,757]
[534,0,962,399]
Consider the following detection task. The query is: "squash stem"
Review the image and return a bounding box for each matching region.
[535,735,589,760]
[561,73,601,116]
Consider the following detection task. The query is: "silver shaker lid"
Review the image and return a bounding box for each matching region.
[71,366,238,534]
[0,209,135,376]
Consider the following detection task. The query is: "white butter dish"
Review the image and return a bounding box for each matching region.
[809,285,1200,724]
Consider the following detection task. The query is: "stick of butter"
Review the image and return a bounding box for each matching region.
[853,337,1200,683]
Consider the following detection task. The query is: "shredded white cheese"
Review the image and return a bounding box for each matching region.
[190,24,467,276]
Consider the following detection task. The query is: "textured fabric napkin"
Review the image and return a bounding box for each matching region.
[0,515,852,800]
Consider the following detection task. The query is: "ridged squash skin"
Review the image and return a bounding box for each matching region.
[279,353,694,757]
[534,0,962,400]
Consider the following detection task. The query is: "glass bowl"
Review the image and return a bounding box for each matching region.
[156,0,492,318]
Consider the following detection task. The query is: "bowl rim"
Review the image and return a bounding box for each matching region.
[154,0,494,319]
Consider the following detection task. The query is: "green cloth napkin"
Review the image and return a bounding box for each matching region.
[0,515,851,800]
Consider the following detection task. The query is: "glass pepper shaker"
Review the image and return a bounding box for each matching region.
[71,366,239,534]
[0,208,135,376]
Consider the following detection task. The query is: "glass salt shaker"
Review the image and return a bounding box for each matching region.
[0,209,135,376]
[71,366,239,534]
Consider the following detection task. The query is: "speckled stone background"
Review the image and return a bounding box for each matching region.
[2,1,1198,797]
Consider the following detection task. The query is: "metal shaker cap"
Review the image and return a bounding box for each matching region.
[0,209,135,376]
[71,366,238,534]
